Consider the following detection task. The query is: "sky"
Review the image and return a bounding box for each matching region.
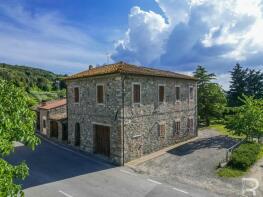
[0,0,263,90]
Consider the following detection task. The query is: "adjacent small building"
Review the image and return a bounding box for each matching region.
[64,62,198,165]
[38,99,68,142]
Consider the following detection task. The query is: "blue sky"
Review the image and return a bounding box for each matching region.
[0,0,263,89]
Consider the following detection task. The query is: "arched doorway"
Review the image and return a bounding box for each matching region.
[75,123,80,146]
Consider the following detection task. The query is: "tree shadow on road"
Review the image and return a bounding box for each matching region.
[168,135,238,156]
[5,139,115,189]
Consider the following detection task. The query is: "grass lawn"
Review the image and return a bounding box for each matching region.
[217,167,245,178]
[201,124,244,139]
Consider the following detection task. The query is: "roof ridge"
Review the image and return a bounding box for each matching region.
[65,62,197,81]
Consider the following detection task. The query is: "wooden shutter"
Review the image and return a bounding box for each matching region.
[74,87,79,103]
[133,84,140,103]
[187,118,193,132]
[159,86,164,102]
[97,85,104,103]
[176,121,180,134]
[176,86,180,101]
[159,124,165,138]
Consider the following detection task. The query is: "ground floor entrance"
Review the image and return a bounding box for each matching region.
[50,121,58,138]
[94,125,110,157]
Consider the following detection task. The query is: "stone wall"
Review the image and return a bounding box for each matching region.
[122,75,197,162]
[66,73,197,165]
[39,105,67,138]
[66,74,123,165]
[39,109,48,135]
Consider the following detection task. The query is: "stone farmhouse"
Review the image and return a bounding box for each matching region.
[63,62,198,165]
[38,99,68,141]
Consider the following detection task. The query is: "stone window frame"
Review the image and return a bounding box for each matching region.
[175,85,181,103]
[73,86,80,104]
[132,82,141,105]
[96,83,105,105]
[174,119,181,136]
[42,116,47,134]
[187,116,194,132]
[158,84,165,103]
[189,85,194,101]
[43,118,46,129]
[158,121,166,138]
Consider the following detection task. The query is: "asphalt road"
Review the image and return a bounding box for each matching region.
[6,138,222,197]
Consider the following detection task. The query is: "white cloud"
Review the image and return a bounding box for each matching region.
[0,4,109,74]
[112,0,263,89]
[213,73,231,91]
[111,6,170,65]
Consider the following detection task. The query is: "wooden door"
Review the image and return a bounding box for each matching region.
[95,125,110,157]
[62,123,68,141]
[50,121,58,138]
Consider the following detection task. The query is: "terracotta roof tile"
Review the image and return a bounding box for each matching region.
[65,62,197,81]
[39,99,66,110]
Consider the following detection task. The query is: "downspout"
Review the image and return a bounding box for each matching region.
[122,74,125,165]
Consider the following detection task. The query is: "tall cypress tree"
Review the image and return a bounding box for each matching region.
[228,63,247,106]
[194,66,226,126]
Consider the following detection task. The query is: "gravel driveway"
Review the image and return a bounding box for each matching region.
[132,129,243,196]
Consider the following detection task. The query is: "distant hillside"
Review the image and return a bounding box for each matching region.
[0,63,67,104]
[0,63,67,91]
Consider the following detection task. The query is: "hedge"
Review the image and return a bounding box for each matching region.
[229,142,261,170]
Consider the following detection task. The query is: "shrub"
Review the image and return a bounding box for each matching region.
[230,142,261,170]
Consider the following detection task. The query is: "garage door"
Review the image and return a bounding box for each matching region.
[95,125,110,157]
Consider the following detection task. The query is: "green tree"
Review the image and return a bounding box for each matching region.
[226,95,263,140]
[228,63,247,107]
[245,69,263,99]
[194,66,227,126]
[0,80,40,196]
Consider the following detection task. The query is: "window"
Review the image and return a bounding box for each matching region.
[175,86,180,101]
[133,84,141,103]
[174,121,181,135]
[74,87,79,103]
[97,85,104,104]
[158,123,165,138]
[43,120,46,128]
[189,86,194,100]
[187,118,194,132]
[159,85,165,102]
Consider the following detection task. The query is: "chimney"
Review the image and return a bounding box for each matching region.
[41,100,47,106]
[119,61,124,64]
[89,65,93,70]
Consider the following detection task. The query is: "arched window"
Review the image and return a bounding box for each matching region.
[75,123,81,146]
